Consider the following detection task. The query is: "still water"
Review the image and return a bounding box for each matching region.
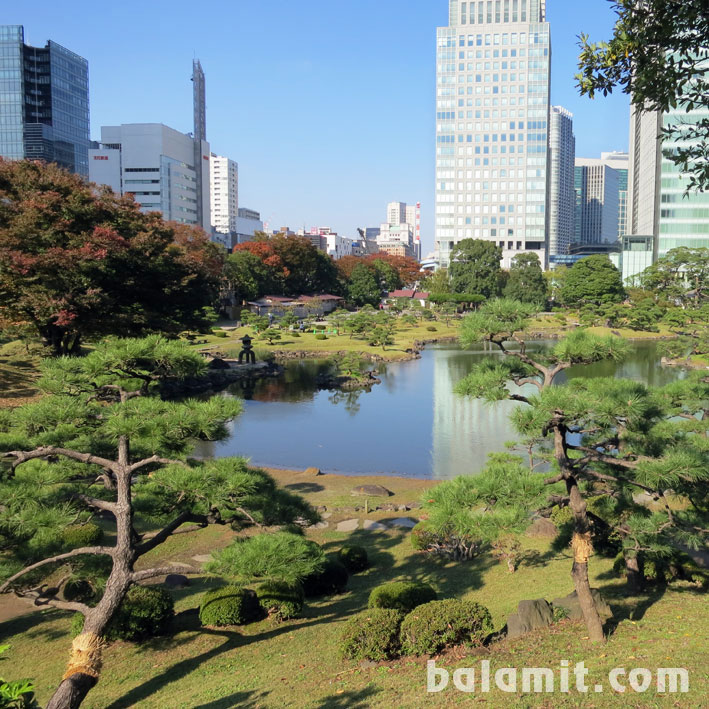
[198,341,682,480]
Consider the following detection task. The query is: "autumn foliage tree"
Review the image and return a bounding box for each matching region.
[336,253,421,291]
[0,160,223,355]
[233,232,340,297]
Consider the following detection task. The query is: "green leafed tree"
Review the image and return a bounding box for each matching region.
[0,160,223,355]
[347,263,381,308]
[576,0,709,192]
[222,250,271,306]
[0,336,317,709]
[448,239,502,298]
[560,255,626,307]
[503,253,548,307]
[638,247,709,306]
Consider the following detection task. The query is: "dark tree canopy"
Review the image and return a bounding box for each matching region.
[576,0,709,191]
[560,255,626,307]
[448,239,502,298]
[347,263,381,307]
[0,159,223,354]
[504,253,548,306]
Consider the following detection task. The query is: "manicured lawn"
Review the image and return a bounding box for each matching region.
[0,349,41,408]
[2,468,706,708]
[196,321,462,362]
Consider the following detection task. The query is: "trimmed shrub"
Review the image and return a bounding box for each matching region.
[400,599,493,656]
[368,581,437,613]
[314,333,328,340]
[63,577,96,603]
[338,545,369,573]
[302,558,349,597]
[72,585,175,641]
[199,586,262,627]
[255,581,304,621]
[62,523,103,549]
[426,326,437,332]
[410,522,437,551]
[339,608,404,661]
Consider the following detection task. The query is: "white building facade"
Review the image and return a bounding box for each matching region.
[89,123,210,231]
[210,154,238,234]
[435,0,551,269]
[547,106,575,260]
[574,157,621,244]
[628,99,709,259]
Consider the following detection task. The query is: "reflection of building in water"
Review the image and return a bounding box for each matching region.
[431,349,519,480]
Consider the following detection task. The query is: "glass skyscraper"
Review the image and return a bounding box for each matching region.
[434,0,551,268]
[0,25,89,177]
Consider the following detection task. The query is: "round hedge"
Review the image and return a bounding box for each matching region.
[368,581,437,613]
[339,608,404,661]
[338,545,369,573]
[400,599,493,656]
[71,585,175,641]
[63,577,96,604]
[62,523,103,549]
[302,558,349,597]
[255,581,304,621]
[199,586,262,627]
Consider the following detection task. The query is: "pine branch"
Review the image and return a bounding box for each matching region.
[2,447,119,474]
[135,512,209,556]
[130,565,201,583]
[129,455,188,473]
[0,547,114,592]
[74,494,117,513]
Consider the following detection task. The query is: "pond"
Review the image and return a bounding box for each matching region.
[196,340,683,480]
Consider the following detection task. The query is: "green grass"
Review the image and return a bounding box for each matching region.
[197,321,461,362]
[2,469,706,708]
[524,313,675,340]
[0,348,41,407]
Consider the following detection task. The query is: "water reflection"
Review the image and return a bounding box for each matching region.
[197,341,683,480]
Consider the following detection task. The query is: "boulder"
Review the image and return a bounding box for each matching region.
[164,574,190,589]
[351,484,393,497]
[506,599,553,639]
[362,520,387,531]
[208,357,231,370]
[527,517,558,539]
[388,517,418,529]
[552,589,612,621]
[336,519,360,532]
[305,467,323,476]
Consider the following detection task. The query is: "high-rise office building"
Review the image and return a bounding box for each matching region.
[434,0,551,269]
[0,25,90,176]
[574,157,620,244]
[210,154,238,234]
[600,151,629,238]
[89,123,211,230]
[628,99,709,258]
[192,60,207,228]
[547,106,575,259]
[382,201,421,259]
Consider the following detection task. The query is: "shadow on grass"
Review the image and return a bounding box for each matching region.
[312,686,381,708]
[192,689,270,709]
[104,612,341,708]
[0,606,65,639]
[285,482,326,494]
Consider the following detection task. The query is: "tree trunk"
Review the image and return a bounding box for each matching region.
[47,462,135,709]
[624,552,644,593]
[567,478,605,643]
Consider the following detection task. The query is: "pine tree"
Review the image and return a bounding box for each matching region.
[0,336,317,709]
[451,300,708,641]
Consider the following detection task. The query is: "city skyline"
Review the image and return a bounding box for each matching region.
[3,2,631,252]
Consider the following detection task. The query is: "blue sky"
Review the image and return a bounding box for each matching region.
[8,0,629,252]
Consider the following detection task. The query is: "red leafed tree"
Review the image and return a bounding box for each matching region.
[0,159,223,355]
[233,232,339,297]
[337,253,421,290]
